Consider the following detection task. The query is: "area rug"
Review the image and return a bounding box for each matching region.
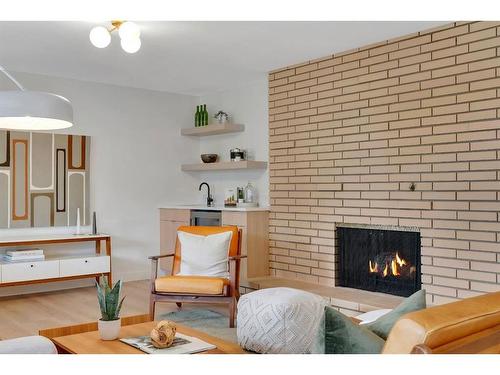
[158,309,238,343]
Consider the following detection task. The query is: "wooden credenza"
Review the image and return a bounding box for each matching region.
[159,208,269,288]
[0,234,112,287]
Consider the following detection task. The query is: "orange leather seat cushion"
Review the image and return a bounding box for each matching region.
[155,275,229,295]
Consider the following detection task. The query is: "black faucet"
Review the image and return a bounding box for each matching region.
[199,182,214,207]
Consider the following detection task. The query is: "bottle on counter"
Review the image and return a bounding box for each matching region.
[244,182,256,203]
[237,187,245,203]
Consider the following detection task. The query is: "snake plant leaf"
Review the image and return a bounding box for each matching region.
[96,280,108,320]
[106,284,120,320]
[102,274,111,294]
[115,296,126,319]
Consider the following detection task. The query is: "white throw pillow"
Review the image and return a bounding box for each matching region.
[356,309,392,325]
[177,231,232,278]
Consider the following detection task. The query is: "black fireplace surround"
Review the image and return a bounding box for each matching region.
[337,226,421,297]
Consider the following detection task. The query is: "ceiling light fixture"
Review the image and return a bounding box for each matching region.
[89,20,142,54]
[0,65,73,131]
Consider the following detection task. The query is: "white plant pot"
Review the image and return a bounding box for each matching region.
[98,318,121,340]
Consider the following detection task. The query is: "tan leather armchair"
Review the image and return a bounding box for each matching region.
[149,226,244,328]
[383,291,500,354]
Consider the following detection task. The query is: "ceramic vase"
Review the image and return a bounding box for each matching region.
[98,318,121,340]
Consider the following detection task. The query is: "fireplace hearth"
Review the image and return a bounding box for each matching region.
[337,226,421,297]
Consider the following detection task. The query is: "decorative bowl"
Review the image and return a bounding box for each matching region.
[201,154,218,163]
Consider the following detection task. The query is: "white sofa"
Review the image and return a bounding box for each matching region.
[0,336,57,354]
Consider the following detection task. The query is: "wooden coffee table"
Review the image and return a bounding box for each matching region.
[39,314,245,354]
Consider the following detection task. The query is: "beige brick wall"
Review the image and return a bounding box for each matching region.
[268,21,500,305]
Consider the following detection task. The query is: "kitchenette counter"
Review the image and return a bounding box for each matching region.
[158,204,270,212]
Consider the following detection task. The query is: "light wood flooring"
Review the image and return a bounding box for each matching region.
[0,280,227,339]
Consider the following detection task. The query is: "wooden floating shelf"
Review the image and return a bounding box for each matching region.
[181,161,268,172]
[181,123,245,136]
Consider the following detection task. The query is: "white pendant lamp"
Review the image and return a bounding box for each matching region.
[0,65,73,131]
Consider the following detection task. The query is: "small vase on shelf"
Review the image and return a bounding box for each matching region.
[92,211,98,235]
[75,208,81,235]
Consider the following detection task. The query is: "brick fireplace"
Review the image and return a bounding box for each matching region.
[268,21,500,305]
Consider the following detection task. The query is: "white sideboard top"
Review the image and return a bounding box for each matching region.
[0,233,109,246]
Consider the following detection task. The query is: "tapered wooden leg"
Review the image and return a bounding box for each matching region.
[149,297,156,320]
[176,302,182,309]
[105,238,112,286]
[229,297,236,328]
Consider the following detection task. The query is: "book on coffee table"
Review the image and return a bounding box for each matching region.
[120,333,216,354]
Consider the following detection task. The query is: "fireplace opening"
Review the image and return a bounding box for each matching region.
[337,226,421,297]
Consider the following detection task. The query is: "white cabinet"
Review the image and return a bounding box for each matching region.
[1,260,59,283]
[60,256,110,278]
[0,255,111,284]
[0,234,112,289]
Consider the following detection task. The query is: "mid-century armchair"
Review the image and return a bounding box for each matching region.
[149,226,244,327]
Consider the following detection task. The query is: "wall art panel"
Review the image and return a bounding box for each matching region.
[0,171,10,228]
[30,132,54,190]
[31,192,55,227]
[68,172,85,226]
[0,130,10,167]
[0,131,90,228]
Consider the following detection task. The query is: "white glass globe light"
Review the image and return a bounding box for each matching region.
[121,36,141,53]
[118,22,141,40]
[89,26,111,48]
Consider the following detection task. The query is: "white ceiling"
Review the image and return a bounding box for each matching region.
[0,21,446,96]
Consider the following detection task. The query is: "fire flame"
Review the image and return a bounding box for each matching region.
[396,252,406,267]
[368,252,408,278]
[391,259,399,276]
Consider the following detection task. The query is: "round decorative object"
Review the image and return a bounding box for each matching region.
[150,320,177,348]
[201,154,218,163]
[89,26,111,48]
[118,21,141,40]
[121,36,141,53]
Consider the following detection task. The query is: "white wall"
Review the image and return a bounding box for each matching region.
[195,78,269,207]
[0,72,199,295]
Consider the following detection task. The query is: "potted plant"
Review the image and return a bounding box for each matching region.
[96,276,125,340]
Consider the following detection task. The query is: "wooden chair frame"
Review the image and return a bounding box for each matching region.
[149,228,244,328]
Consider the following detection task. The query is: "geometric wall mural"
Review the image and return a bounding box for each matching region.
[0,130,90,228]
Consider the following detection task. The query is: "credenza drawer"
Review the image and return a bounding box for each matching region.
[59,256,110,277]
[1,260,59,283]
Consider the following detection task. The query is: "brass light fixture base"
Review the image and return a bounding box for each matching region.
[110,20,124,32]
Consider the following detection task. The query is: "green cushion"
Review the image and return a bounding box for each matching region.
[324,306,385,354]
[365,289,426,340]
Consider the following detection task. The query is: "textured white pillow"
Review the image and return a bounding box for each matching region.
[177,231,232,278]
[237,287,327,354]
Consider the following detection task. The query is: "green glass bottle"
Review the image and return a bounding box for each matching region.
[195,105,200,127]
[203,104,208,126]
